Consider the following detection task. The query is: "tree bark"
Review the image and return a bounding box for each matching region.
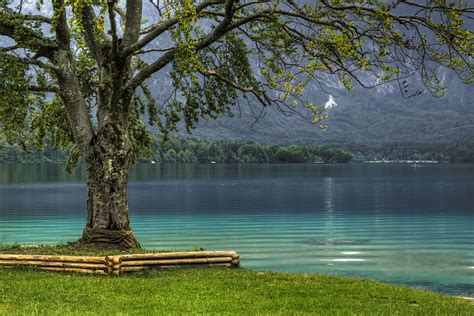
[80,123,140,249]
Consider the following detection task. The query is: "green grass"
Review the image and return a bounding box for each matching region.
[0,268,472,315]
[0,242,204,256]
[0,244,472,314]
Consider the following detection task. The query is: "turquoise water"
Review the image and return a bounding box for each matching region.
[0,163,473,295]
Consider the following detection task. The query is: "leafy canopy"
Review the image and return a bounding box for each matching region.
[0,0,473,166]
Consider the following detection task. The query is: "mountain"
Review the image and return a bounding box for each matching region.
[181,69,474,149]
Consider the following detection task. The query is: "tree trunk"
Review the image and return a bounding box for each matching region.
[80,123,140,249]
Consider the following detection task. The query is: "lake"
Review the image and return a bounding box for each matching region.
[0,163,473,296]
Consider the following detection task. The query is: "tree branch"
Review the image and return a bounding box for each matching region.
[123,0,228,56]
[0,18,57,58]
[79,6,109,61]
[20,14,52,24]
[202,70,272,107]
[113,4,127,22]
[11,55,60,71]
[53,0,71,50]
[108,2,119,55]
[123,0,143,46]
[0,45,19,52]
[27,84,60,93]
[54,51,95,154]
[127,0,238,89]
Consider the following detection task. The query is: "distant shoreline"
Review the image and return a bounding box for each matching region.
[2,135,473,163]
[363,160,447,164]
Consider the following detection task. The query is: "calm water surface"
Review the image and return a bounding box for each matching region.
[0,163,473,296]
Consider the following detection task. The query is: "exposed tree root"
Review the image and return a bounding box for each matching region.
[81,227,141,249]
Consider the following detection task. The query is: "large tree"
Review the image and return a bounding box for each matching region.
[0,0,472,248]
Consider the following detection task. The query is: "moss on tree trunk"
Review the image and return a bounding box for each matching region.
[80,123,140,249]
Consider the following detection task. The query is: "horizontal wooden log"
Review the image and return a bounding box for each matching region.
[119,251,237,261]
[0,254,106,264]
[3,265,111,273]
[209,263,233,268]
[39,267,108,275]
[121,266,147,272]
[0,260,108,270]
[156,263,234,269]
[120,262,235,272]
[232,259,240,266]
[121,257,232,267]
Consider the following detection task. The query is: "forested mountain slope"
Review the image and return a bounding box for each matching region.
[182,70,474,149]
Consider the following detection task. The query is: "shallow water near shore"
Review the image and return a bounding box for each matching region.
[0,163,473,296]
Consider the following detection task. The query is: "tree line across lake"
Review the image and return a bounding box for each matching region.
[2,135,474,164]
[150,138,353,164]
[0,136,352,164]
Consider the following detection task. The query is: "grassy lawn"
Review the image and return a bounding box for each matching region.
[0,242,200,256]
[0,267,472,315]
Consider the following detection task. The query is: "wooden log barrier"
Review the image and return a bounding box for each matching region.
[0,260,109,270]
[39,267,108,275]
[119,251,238,261]
[0,251,240,275]
[120,257,233,267]
[0,254,110,274]
[117,251,239,273]
[0,254,106,264]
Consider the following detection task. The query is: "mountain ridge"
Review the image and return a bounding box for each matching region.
[179,69,474,148]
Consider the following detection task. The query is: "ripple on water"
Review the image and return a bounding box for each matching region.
[301,239,371,246]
